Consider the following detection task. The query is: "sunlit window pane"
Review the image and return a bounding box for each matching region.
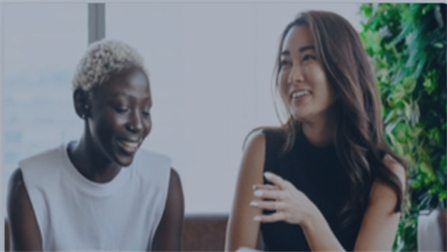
[3,3,87,199]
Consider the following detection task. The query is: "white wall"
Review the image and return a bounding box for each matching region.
[106,2,361,213]
[3,2,362,214]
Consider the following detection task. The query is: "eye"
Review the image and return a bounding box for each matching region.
[279,59,292,68]
[114,107,129,114]
[142,110,151,118]
[141,104,151,118]
[302,54,316,62]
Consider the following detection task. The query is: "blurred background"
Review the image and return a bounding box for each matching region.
[2,2,445,251]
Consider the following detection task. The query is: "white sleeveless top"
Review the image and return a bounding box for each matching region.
[19,143,172,251]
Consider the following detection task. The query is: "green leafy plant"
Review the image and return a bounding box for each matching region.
[359,3,446,251]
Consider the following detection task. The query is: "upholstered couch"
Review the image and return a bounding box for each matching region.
[5,214,262,251]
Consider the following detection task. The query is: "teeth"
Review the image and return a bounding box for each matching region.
[292,90,310,98]
[120,140,139,149]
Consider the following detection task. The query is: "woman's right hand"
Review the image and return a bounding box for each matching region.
[250,172,321,229]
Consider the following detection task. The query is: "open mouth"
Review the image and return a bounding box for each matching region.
[291,90,311,99]
[117,139,141,153]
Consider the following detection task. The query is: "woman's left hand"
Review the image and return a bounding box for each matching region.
[250,172,321,227]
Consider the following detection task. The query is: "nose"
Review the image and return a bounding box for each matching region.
[126,110,143,133]
[288,64,304,84]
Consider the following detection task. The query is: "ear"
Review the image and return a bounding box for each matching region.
[73,88,91,120]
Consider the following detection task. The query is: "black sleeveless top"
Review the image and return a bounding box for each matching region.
[260,129,372,251]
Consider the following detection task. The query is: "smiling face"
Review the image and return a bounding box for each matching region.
[278,25,336,123]
[87,67,152,167]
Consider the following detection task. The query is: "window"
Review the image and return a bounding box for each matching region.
[3,2,87,204]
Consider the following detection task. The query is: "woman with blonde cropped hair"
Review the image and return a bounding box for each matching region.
[7,39,184,251]
[226,11,406,251]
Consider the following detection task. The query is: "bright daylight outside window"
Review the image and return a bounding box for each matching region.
[3,3,87,204]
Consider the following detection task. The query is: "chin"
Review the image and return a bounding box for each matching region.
[115,153,136,167]
[291,111,307,121]
[290,106,315,120]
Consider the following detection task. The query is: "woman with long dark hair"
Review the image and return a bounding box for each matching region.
[226,11,406,251]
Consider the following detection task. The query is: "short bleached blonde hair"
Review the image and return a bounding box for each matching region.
[72,39,149,91]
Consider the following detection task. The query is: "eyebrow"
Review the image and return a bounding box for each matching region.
[111,92,152,102]
[280,45,315,56]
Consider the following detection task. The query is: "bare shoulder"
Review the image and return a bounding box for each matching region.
[240,130,266,175]
[382,154,406,186]
[244,129,266,153]
[237,129,267,188]
[168,168,184,207]
[355,156,405,251]
[226,130,267,251]
[8,168,26,200]
[159,167,184,227]
[169,167,182,187]
[7,168,43,250]
[8,167,37,218]
[369,155,406,204]
[8,168,29,218]
[151,167,184,251]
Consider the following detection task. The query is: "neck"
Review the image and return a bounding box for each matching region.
[68,132,121,183]
[300,109,337,147]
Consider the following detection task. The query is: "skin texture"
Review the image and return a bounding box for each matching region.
[7,67,184,251]
[225,26,406,252]
[7,169,43,251]
[278,25,337,147]
[225,132,265,250]
[152,169,185,251]
[70,67,153,182]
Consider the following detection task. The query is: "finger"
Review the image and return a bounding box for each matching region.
[250,200,286,211]
[253,212,285,223]
[253,189,282,200]
[264,172,289,189]
[252,184,279,191]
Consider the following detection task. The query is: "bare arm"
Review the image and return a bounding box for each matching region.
[353,155,406,251]
[225,131,266,251]
[301,155,406,251]
[151,168,185,251]
[7,168,43,251]
[251,154,406,251]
